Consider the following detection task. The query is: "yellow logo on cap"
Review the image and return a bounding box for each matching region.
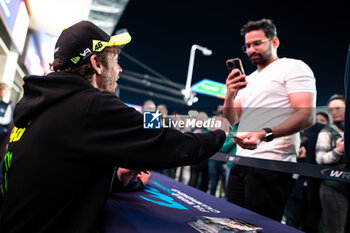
[93,40,108,52]
[71,56,81,64]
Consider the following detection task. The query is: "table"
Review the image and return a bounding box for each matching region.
[102,172,302,233]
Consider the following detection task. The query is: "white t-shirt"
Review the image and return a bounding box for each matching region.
[235,58,316,161]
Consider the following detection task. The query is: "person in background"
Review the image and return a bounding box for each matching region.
[156,104,168,121]
[188,112,210,192]
[223,18,316,221]
[316,94,348,233]
[343,44,350,233]
[0,21,226,233]
[173,112,191,184]
[142,100,164,174]
[156,104,176,178]
[0,83,12,160]
[142,99,156,112]
[283,118,327,232]
[316,112,329,126]
[208,105,236,197]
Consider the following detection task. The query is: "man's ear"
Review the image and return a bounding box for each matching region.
[272,37,280,49]
[90,54,103,75]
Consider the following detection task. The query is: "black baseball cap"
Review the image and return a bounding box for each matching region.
[54,20,131,67]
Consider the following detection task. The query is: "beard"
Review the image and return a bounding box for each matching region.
[100,76,117,94]
[248,52,271,65]
[248,44,274,66]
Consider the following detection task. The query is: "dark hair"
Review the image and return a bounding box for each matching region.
[316,111,329,122]
[49,46,121,83]
[327,94,345,105]
[241,19,277,39]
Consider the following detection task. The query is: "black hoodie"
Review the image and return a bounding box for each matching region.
[0,72,225,233]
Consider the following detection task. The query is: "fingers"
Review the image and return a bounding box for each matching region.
[132,173,139,182]
[226,75,246,84]
[297,146,306,159]
[226,69,247,88]
[132,170,148,181]
[226,75,246,85]
[239,139,259,150]
[298,147,303,154]
[232,136,243,144]
[232,133,259,150]
[226,80,247,91]
[139,171,152,179]
[227,69,242,79]
[139,171,152,185]
[119,169,146,177]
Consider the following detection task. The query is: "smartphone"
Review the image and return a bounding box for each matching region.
[225,58,246,87]
[226,58,245,74]
[231,135,239,140]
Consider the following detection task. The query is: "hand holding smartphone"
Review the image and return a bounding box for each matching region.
[226,58,246,88]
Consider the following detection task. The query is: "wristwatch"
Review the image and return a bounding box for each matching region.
[262,128,274,142]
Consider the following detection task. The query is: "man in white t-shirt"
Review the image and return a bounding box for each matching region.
[223,19,316,221]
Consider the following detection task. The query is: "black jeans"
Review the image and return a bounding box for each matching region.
[319,183,348,233]
[226,164,294,221]
[284,194,322,232]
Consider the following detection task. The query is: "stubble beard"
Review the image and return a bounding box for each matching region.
[248,43,274,66]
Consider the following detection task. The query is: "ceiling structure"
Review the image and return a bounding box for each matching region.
[27,0,129,36]
[26,0,130,69]
[27,0,92,36]
[88,0,129,35]
[26,0,190,106]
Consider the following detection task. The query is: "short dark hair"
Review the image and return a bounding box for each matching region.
[50,46,121,83]
[241,19,277,39]
[327,94,345,105]
[316,111,329,122]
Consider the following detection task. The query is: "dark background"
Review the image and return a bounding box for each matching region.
[115,0,349,114]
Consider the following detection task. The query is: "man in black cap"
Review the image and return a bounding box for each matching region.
[0,21,226,233]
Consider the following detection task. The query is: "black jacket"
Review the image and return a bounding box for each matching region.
[0,72,225,233]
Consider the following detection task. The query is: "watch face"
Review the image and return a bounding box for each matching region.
[265,132,273,142]
[263,128,273,142]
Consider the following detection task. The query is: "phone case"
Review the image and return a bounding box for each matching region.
[225,58,245,74]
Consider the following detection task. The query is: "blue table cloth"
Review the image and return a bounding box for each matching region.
[103,172,302,233]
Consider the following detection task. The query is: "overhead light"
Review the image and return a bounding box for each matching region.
[90,4,121,14]
[88,19,115,28]
[27,0,92,36]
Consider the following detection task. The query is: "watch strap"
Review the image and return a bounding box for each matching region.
[262,128,274,142]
